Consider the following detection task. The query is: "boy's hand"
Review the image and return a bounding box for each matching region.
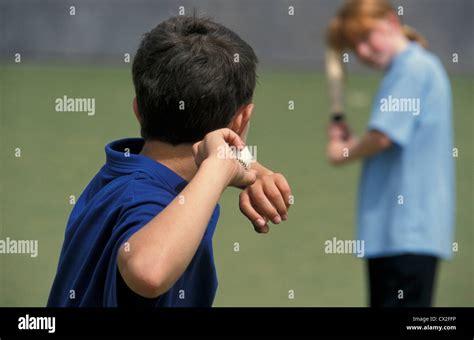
[192,128,257,188]
[239,173,291,234]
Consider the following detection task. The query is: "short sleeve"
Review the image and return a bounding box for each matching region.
[368,65,425,147]
[103,200,166,307]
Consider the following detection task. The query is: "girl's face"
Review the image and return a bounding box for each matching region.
[353,17,403,69]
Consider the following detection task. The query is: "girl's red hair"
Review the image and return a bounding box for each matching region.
[327,0,428,51]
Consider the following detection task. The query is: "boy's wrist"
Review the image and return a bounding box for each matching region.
[200,157,236,189]
[253,161,274,178]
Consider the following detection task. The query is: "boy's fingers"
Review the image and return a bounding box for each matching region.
[192,141,204,166]
[274,174,292,209]
[220,128,245,149]
[262,181,288,219]
[192,141,200,156]
[239,191,269,233]
[248,186,281,225]
[259,223,270,234]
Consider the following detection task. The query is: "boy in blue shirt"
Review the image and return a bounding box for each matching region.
[326,0,454,307]
[48,16,291,307]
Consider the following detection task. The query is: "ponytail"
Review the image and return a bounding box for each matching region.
[402,24,428,48]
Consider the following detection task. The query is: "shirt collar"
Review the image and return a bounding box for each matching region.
[388,41,419,71]
[105,138,187,194]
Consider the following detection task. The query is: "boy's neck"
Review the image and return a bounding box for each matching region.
[140,139,197,182]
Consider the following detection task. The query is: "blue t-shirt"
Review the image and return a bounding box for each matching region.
[48,138,219,307]
[357,42,455,259]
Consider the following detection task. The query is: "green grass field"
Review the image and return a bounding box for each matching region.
[0,64,472,306]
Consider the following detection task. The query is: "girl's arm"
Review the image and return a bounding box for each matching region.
[327,129,392,165]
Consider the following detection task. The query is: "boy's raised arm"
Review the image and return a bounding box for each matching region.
[118,129,256,299]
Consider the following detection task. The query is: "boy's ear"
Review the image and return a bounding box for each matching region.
[133,97,142,124]
[230,103,254,141]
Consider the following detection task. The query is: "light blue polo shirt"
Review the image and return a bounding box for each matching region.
[357,42,455,259]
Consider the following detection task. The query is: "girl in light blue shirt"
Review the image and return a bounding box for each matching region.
[326,0,454,307]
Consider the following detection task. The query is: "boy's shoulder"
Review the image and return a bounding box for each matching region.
[126,171,180,205]
[102,137,186,206]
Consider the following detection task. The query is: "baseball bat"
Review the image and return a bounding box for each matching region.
[325,48,346,122]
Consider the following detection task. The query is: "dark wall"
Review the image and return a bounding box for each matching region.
[1,0,473,73]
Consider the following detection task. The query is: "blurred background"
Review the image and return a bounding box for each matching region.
[0,0,472,306]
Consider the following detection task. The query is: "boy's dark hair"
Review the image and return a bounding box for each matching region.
[132,16,258,145]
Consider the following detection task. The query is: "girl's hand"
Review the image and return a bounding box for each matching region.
[327,135,359,165]
[328,121,351,141]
